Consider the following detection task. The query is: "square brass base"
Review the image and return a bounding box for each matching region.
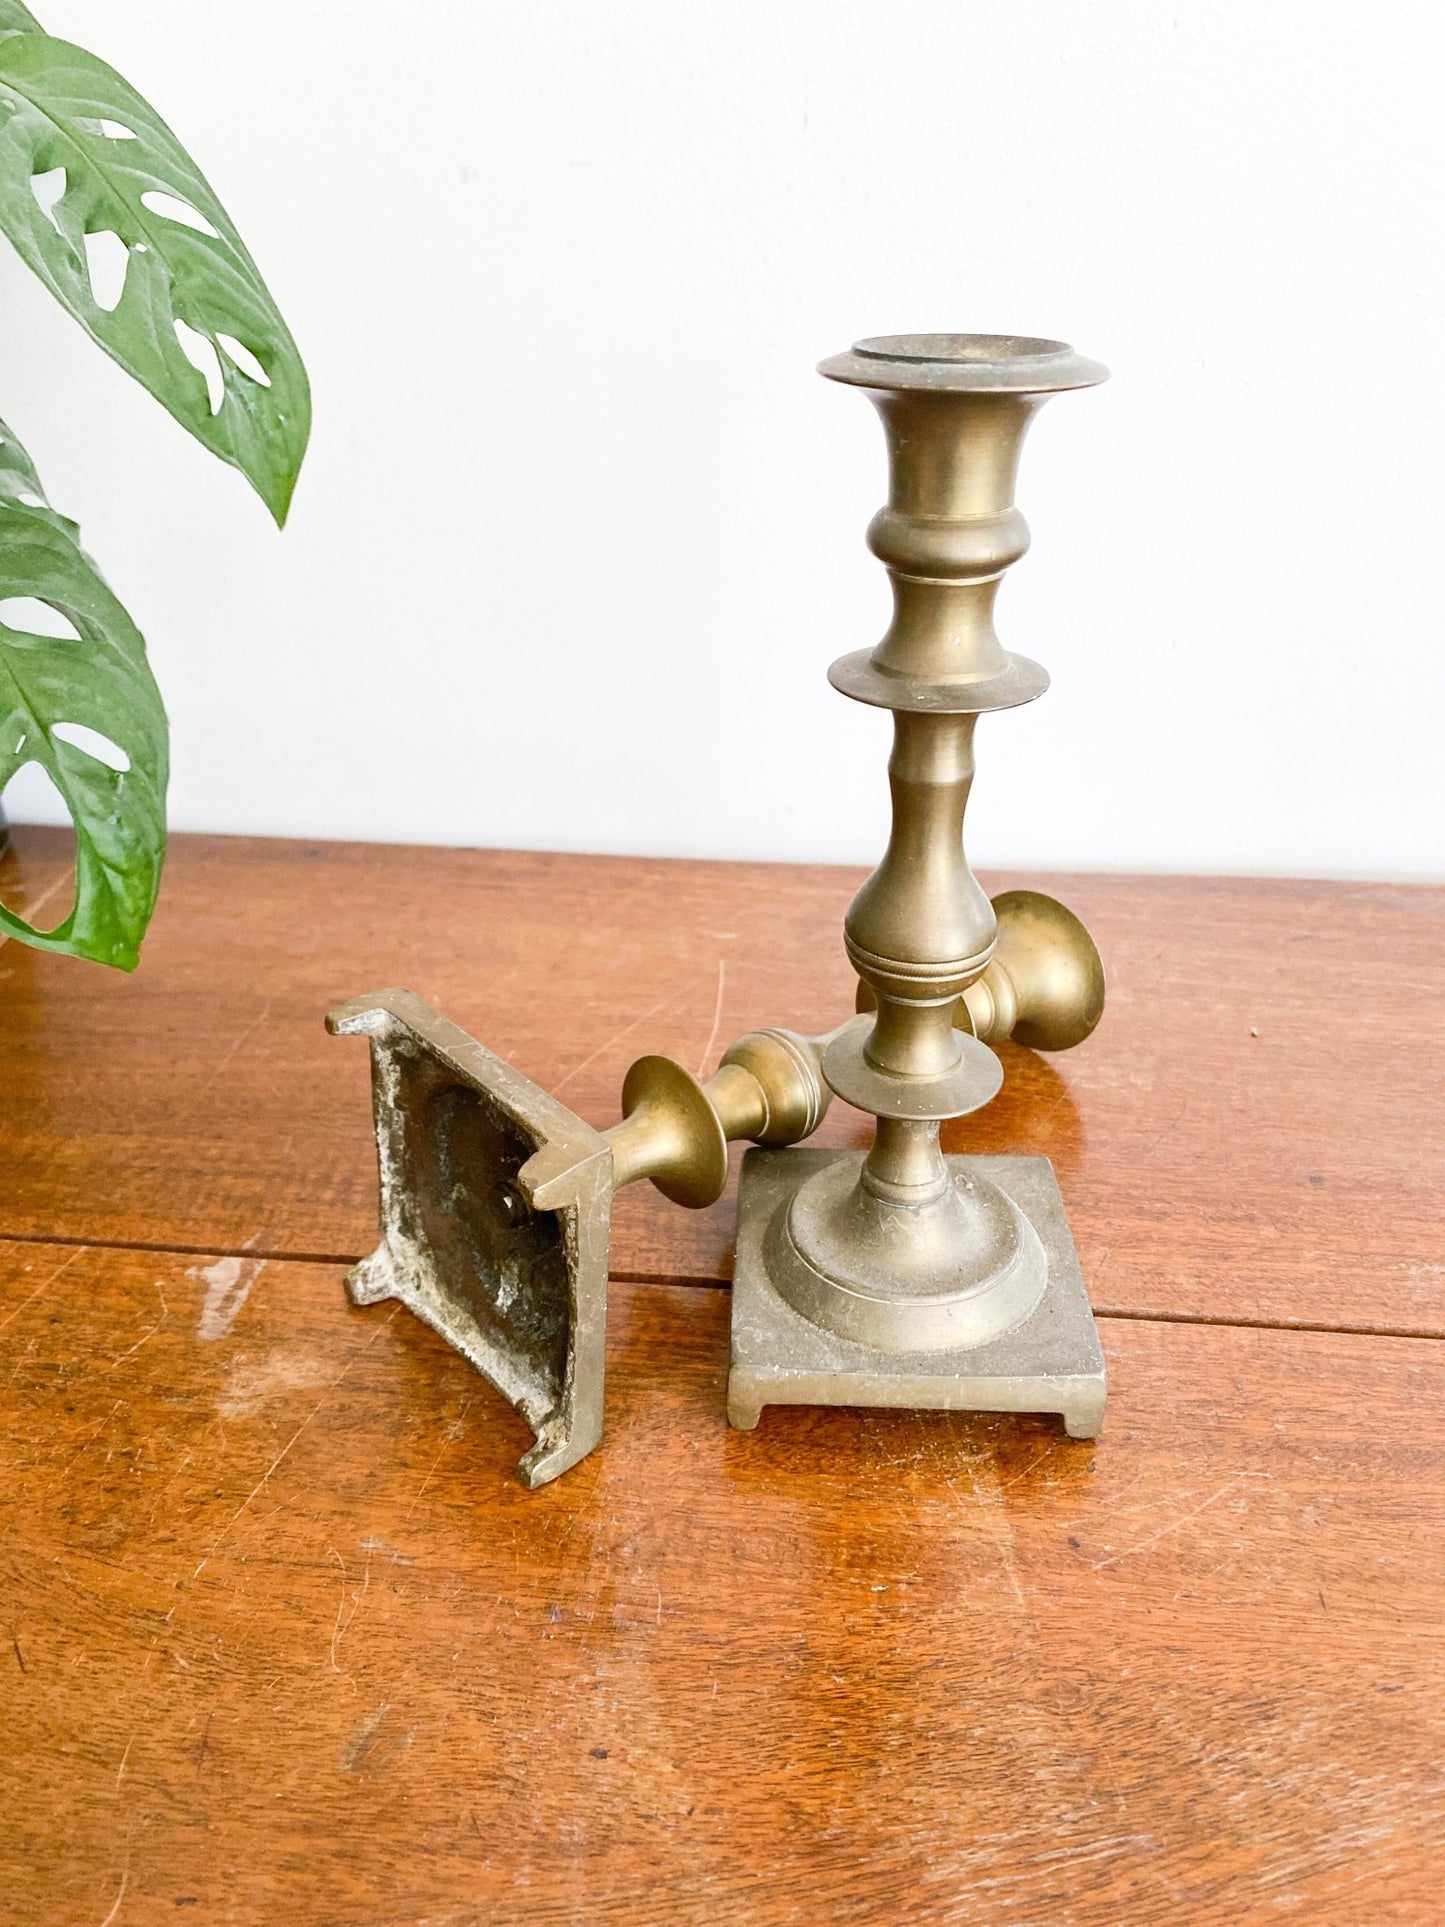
[728,1148,1106,1438]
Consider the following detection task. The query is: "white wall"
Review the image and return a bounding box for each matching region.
[5,0,1444,878]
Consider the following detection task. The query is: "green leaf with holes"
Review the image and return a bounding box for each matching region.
[0,416,168,969]
[0,29,309,524]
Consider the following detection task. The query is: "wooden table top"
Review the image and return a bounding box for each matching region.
[2,826,1442,1922]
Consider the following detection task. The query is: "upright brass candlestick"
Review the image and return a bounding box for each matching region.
[727,333,1108,1437]
[330,329,1110,1485]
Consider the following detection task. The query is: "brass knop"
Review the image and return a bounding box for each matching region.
[959,890,1105,1052]
[856,889,1105,1055]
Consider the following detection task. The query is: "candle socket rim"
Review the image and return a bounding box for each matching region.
[820,332,1108,395]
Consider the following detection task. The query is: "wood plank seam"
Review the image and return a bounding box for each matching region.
[0,1234,1439,1350]
[5,829,1443,1337]
[0,1227,366,1269]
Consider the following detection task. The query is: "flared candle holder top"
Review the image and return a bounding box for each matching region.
[819,332,1108,395]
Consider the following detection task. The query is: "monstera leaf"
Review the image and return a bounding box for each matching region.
[0,415,167,968]
[0,4,41,38]
[0,14,309,523]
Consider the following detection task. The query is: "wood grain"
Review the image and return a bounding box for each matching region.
[1,1238,1440,1925]
[2,827,1443,1333]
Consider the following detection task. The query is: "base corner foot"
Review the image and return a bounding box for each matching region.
[727,1386,764,1432]
[1063,1399,1106,1441]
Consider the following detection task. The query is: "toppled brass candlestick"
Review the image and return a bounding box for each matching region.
[330,330,1110,1485]
[728,334,1108,1438]
[327,989,850,1485]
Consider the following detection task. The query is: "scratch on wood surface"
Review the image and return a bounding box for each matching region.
[996,1446,1058,1491]
[934,1424,1028,1611]
[329,1546,372,1676]
[1090,1478,1251,1570]
[191,1255,267,1342]
[328,1550,351,1675]
[695,958,727,1077]
[551,991,678,1097]
[215,1000,274,1072]
[107,1322,162,1372]
[114,1736,133,1787]
[146,1450,194,1525]
[927,1831,1162,1895]
[403,1437,454,1521]
[0,1244,86,1337]
[968,1470,1028,1610]
[1138,1103,1189,1160]
[213,1419,315,1551]
[97,1858,128,1927]
[12,1634,25,1674]
[53,1399,123,1486]
[6,1333,37,1385]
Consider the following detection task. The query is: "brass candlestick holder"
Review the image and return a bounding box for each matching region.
[330,331,1109,1486]
[729,333,1107,1436]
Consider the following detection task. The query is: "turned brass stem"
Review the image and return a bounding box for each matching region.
[850,709,991,1082]
[861,1118,951,1205]
[746,333,1109,1360]
[604,1018,862,1211]
[702,1061,772,1141]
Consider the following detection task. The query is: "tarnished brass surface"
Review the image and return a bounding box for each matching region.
[961,890,1106,1052]
[595,1020,851,1209]
[768,1154,1049,1352]
[729,332,1110,1432]
[330,994,859,1485]
[333,329,1113,1481]
[856,888,1107,1053]
[327,990,612,1490]
[730,1148,1106,1439]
